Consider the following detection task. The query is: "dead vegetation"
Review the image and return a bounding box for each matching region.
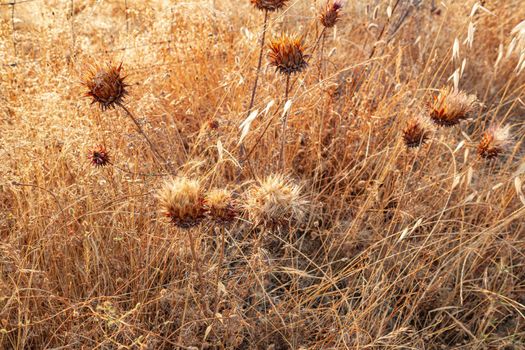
[0,0,524,349]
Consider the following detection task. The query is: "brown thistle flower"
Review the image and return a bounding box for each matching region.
[244,174,308,226]
[320,0,343,28]
[402,118,430,148]
[83,62,128,110]
[477,125,512,159]
[268,34,309,75]
[429,87,478,127]
[157,177,205,228]
[88,145,110,167]
[204,188,238,224]
[250,0,288,12]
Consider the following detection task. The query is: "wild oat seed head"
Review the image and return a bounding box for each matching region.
[245,174,307,226]
[320,0,343,28]
[402,118,431,149]
[204,188,238,224]
[157,177,205,228]
[268,34,308,75]
[88,144,110,167]
[429,87,478,127]
[83,62,128,110]
[250,0,288,12]
[477,124,512,160]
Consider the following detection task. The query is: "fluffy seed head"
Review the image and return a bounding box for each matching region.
[429,88,478,127]
[83,62,128,110]
[245,174,308,226]
[268,34,308,75]
[204,188,238,224]
[157,177,205,228]
[477,125,512,159]
[319,0,343,28]
[250,0,288,12]
[88,145,110,167]
[402,118,430,148]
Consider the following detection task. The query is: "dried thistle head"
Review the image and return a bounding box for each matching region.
[429,88,478,127]
[320,0,343,28]
[245,174,308,227]
[402,118,431,148]
[250,0,288,12]
[157,177,205,228]
[88,145,110,167]
[83,62,128,110]
[268,34,308,75]
[477,125,512,160]
[204,188,238,224]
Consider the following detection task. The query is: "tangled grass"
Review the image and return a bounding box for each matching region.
[1,0,524,349]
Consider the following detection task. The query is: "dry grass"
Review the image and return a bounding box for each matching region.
[1,0,525,349]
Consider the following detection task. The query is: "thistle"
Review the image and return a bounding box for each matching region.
[250,0,288,12]
[157,177,205,228]
[477,125,512,159]
[268,34,309,76]
[402,118,430,148]
[319,0,343,28]
[83,62,128,111]
[82,61,172,173]
[88,144,111,167]
[268,34,308,169]
[204,188,238,224]
[429,87,478,127]
[244,174,307,227]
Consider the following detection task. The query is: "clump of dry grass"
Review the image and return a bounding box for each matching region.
[1,1,525,349]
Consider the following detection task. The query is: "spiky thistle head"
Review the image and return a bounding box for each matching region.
[429,87,478,127]
[402,117,431,148]
[157,177,205,228]
[88,144,110,167]
[250,0,288,12]
[204,188,238,224]
[320,0,343,28]
[83,62,128,110]
[244,174,308,227]
[477,125,512,160]
[268,34,309,75]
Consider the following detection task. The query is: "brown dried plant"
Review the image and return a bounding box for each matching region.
[429,87,478,127]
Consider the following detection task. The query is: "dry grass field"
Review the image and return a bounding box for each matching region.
[1,0,525,348]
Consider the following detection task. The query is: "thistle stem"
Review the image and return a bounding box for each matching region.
[318,29,326,81]
[240,10,269,160]
[248,9,269,116]
[117,102,174,175]
[279,74,291,171]
[187,230,204,286]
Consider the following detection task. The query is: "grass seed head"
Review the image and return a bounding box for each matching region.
[429,87,478,127]
[268,34,309,75]
[88,144,110,167]
[320,0,343,28]
[83,62,128,110]
[245,174,307,227]
[158,177,205,228]
[250,0,288,12]
[204,188,238,224]
[402,118,431,148]
[477,125,512,159]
